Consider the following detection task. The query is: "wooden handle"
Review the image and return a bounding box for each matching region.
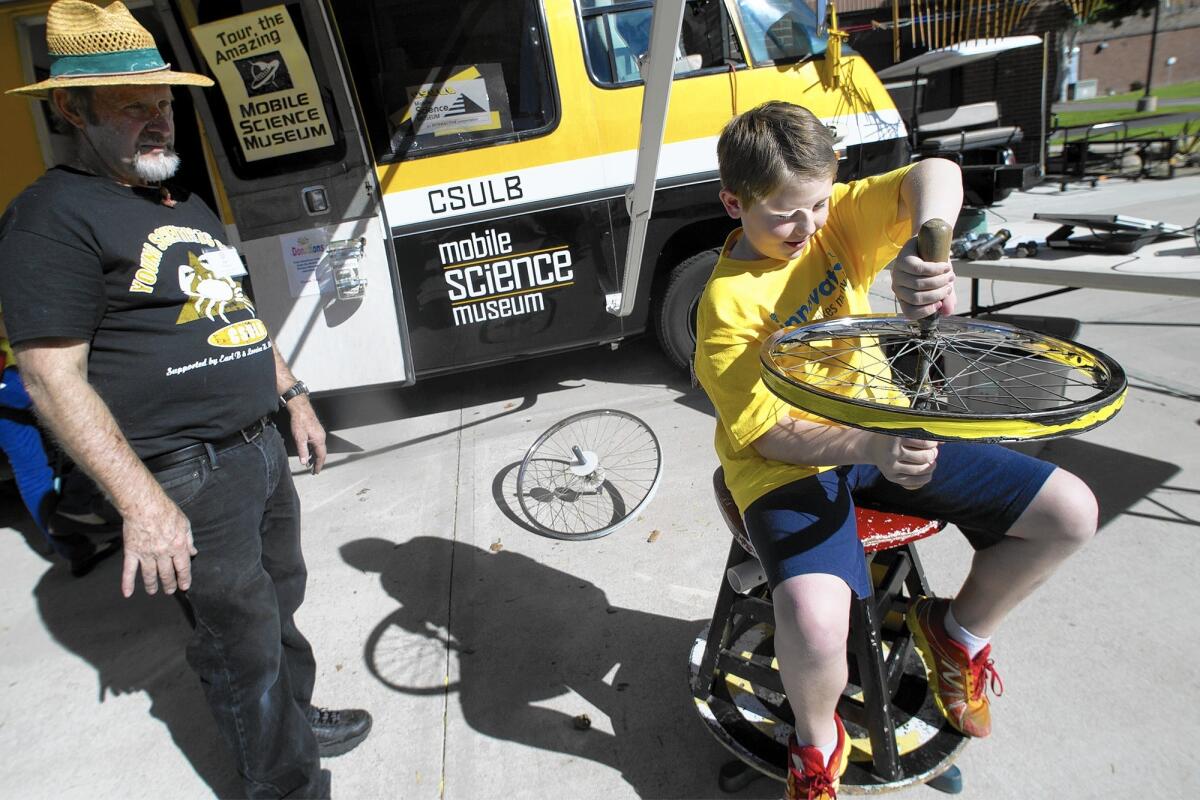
[914,218,952,334]
[917,218,953,263]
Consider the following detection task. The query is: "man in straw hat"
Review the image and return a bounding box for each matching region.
[0,2,370,795]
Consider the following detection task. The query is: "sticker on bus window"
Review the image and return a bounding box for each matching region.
[192,5,334,161]
[390,63,511,140]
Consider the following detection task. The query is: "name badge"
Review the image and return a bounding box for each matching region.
[198,246,247,279]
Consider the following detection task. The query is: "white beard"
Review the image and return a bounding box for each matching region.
[133,150,181,183]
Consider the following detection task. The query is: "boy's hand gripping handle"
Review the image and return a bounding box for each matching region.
[915,218,953,335]
[911,219,952,408]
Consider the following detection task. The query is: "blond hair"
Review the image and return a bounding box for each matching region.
[717,101,837,206]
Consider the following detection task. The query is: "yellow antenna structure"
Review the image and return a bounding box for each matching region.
[825,0,850,88]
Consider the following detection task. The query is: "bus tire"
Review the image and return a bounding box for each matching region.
[655,248,719,373]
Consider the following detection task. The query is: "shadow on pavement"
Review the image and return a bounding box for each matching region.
[290,336,707,475]
[309,337,694,434]
[32,558,240,797]
[342,535,777,799]
[1012,437,1181,529]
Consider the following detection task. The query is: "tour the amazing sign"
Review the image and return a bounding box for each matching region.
[192,5,333,161]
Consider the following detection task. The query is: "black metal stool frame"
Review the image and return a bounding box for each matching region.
[691,528,967,794]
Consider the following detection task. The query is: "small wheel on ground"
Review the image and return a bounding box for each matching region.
[656,248,719,373]
[516,409,663,539]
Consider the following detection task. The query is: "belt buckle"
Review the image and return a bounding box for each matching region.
[240,417,264,443]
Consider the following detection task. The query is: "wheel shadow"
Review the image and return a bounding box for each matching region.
[493,457,644,543]
[31,558,241,797]
[341,535,778,799]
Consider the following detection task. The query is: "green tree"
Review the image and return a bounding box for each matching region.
[1088,0,1160,27]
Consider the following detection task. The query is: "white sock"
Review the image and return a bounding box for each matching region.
[811,737,837,766]
[794,734,838,766]
[944,604,990,659]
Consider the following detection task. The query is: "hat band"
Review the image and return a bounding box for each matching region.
[50,48,168,78]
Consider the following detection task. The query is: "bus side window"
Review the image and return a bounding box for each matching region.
[333,0,557,163]
[580,0,744,88]
[680,0,743,69]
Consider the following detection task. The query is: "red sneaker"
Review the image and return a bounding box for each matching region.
[906,596,1004,737]
[785,715,849,800]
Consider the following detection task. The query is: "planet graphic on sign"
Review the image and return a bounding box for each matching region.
[249,59,281,90]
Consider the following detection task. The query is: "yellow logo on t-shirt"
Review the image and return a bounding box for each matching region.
[207,319,268,347]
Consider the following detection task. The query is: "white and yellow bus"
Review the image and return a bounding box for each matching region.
[0,0,908,392]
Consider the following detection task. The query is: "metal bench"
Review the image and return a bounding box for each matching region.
[913,101,1038,207]
[916,101,1023,154]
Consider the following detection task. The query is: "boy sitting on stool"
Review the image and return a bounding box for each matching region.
[693,101,1097,800]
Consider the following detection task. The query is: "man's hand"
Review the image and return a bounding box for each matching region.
[121,492,197,597]
[891,234,957,319]
[866,434,939,490]
[288,398,327,474]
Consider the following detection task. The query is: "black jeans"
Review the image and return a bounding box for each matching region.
[155,424,326,798]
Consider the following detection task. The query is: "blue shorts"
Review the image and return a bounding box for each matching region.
[742,442,1056,598]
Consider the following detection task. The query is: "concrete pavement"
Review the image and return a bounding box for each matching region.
[2,173,1199,799]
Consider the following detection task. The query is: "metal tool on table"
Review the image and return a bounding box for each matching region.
[965,227,1011,260]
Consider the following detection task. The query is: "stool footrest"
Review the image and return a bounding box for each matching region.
[729,596,774,626]
[872,554,912,617]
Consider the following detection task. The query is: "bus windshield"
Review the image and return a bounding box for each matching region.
[730,0,827,65]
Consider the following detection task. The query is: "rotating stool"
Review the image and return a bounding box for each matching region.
[689,468,967,794]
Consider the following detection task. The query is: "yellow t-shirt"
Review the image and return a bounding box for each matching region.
[694,165,914,512]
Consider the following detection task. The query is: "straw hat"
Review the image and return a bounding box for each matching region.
[7,0,213,98]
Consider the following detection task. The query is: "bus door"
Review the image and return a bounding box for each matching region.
[155,0,414,393]
[327,0,627,377]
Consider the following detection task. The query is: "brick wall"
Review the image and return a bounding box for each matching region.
[1078,25,1200,94]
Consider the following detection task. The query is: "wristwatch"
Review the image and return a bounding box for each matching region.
[280,380,309,404]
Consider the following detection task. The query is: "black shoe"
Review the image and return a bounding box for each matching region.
[67,539,121,577]
[307,706,372,757]
[46,524,122,578]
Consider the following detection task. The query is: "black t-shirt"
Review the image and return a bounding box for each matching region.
[0,167,278,459]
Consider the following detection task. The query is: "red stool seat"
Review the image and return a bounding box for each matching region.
[712,467,943,559]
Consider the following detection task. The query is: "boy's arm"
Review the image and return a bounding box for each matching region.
[891,158,963,318]
[747,160,958,487]
[752,416,938,490]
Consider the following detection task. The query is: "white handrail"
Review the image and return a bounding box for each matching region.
[607,0,687,318]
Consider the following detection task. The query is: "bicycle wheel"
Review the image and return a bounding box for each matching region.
[516,409,663,539]
[760,314,1127,442]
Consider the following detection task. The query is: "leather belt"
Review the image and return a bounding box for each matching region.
[143,416,272,473]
